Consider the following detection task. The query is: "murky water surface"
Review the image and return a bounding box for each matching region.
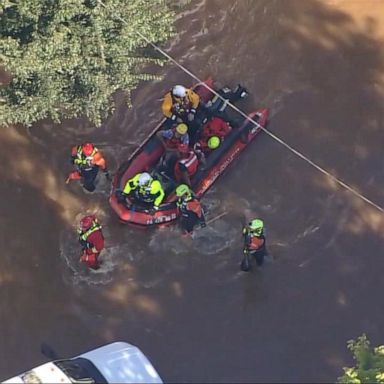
[1,1,384,382]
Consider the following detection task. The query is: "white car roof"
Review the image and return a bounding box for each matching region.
[3,362,71,384]
[2,342,162,384]
[79,342,163,384]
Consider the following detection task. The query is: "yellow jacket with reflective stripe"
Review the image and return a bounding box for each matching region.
[161,89,200,118]
[72,146,107,170]
[73,146,97,167]
[123,174,165,207]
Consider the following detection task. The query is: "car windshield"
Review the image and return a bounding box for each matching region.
[54,358,107,384]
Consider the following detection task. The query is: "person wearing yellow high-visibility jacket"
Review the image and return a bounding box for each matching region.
[162,85,200,123]
[121,172,165,209]
[161,85,202,143]
[241,218,267,272]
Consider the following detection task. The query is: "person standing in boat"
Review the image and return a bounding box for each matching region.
[241,218,267,272]
[78,215,104,270]
[193,116,231,155]
[119,172,165,210]
[201,116,232,143]
[162,84,204,143]
[67,143,110,192]
[175,184,206,236]
[156,123,190,173]
[173,144,200,186]
[162,85,200,126]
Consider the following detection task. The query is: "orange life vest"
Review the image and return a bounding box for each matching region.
[177,197,203,218]
[248,235,265,251]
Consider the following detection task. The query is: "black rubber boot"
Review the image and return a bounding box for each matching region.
[240,258,251,272]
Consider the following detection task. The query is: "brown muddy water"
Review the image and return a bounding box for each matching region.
[1,0,384,382]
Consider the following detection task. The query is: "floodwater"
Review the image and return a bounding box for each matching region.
[1,0,384,382]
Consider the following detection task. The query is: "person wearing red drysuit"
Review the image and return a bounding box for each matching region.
[78,215,104,270]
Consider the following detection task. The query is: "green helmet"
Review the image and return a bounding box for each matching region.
[175,184,191,197]
[207,136,220,150]
[249,219,264,234]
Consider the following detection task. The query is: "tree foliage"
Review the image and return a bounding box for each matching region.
[338,334,384,384]
[0,0,175,126]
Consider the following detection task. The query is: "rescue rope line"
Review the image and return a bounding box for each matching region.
[97,0,384,214]
[205,211,228,226]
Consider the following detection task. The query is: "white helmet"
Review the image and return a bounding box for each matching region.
[138,172,152,186]
[172,85,187,98]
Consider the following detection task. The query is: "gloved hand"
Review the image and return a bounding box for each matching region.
[149,206,159,214]
[200,221,206,228]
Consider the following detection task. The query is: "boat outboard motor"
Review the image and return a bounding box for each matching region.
[231,84,249,101]
[218,84,248,103]
[205,84,248,116]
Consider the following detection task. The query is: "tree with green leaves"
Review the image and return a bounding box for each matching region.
[0,0,175,127]
[338,334,384,383]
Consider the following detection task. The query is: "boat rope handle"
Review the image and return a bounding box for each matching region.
[97,0,384,214]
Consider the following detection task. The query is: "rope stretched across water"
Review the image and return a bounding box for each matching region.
[97,0,384,214]
[205,211,227,226]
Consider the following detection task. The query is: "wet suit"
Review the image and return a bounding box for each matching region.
[78,219,104,270]
[177,195,206,234]
[243,227,267,266]
[70,145,107,192]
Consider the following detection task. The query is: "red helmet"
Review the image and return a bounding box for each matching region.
[80,215,95,230]
[82,143,94,156]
